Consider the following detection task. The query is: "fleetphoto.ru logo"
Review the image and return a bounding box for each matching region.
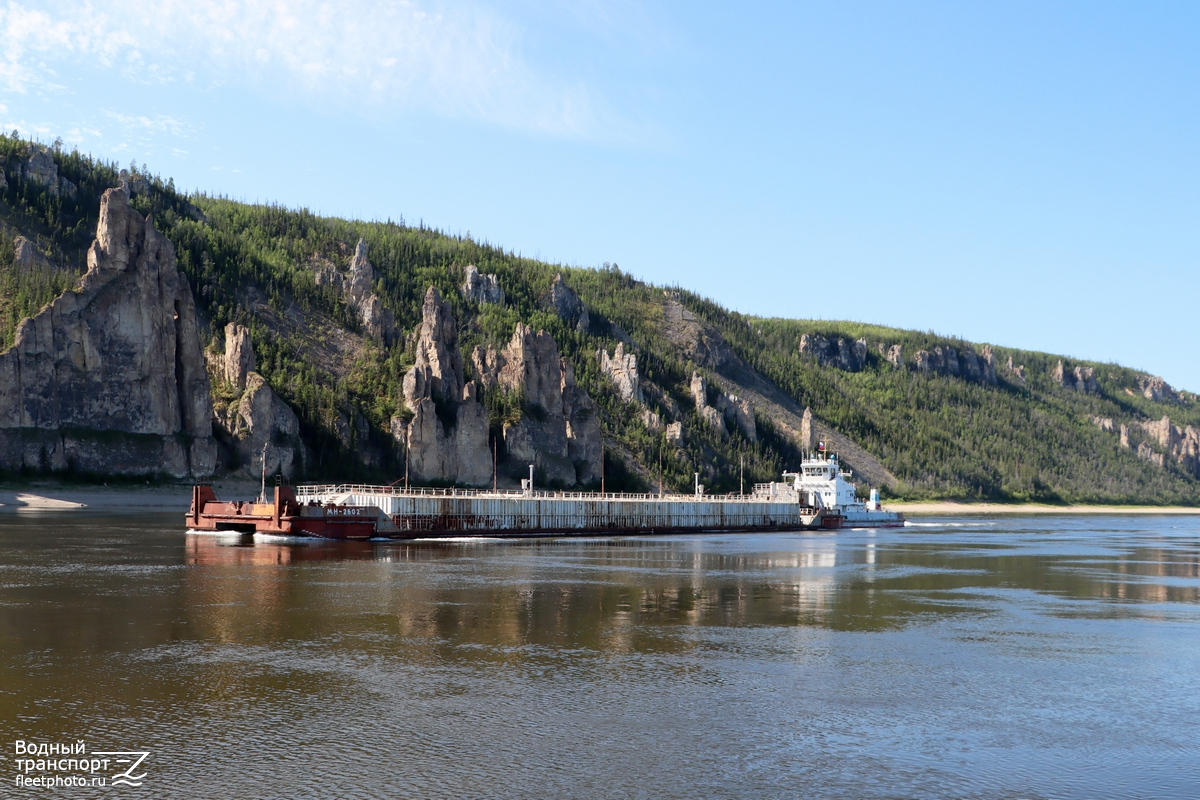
[12,740,150,789]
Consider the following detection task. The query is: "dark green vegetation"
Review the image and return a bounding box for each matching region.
[1,133,1197,503]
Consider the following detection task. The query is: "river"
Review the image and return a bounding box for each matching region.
[1,512,1198,798]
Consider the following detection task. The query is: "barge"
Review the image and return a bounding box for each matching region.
[186,452,901,539]
[186,481,837,539]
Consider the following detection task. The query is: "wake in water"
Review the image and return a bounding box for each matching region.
[904,521,999,528]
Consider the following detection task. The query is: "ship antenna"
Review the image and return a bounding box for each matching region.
[260,443,268,503]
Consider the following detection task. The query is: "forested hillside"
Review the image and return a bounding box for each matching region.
[1,133,1197,504]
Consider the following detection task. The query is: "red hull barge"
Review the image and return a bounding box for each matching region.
[186,485,385,539]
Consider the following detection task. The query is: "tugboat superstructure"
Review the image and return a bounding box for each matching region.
[784,450,905,528]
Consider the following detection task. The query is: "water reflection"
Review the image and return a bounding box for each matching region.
[1,514,1199,799]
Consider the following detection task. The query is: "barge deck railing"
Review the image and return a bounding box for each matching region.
[293,484,794,504]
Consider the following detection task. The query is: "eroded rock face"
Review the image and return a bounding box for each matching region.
[884,344,903,368]
[232,372,302,478]
[979,346,998,385]
[1006,356,1027,386]
[500,323,564,417]
[546,273,589,332]
[470,322,603,486]
[561,357,602,484]
[1053,360,1099,394]
[1138,376,1177,403]
[12,236,36,272]
[0,187,216,477]
[1138,416,1200,476]
[404,287,464,407]
[313,238,395,345]
[689,370,755,442]
[397,287,490,486]
[20,144,59,196]
[461,264,504,305]
[799,334,868,371]
[800,407,814,452]
[598,342,643,404]
[498,325,575,485]
[223,323,255,389]
[665,421,684,446]
[1091,412,1198,477]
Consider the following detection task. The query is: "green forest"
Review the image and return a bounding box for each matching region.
[2,133,1197,504]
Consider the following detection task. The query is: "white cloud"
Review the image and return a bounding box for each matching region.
[0,0,610,137]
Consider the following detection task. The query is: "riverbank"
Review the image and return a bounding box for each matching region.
[888,501,1200,515]
[0,481,260,510]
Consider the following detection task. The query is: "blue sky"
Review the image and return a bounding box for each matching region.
[4,1,1198,390]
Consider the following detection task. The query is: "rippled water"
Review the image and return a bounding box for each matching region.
[2,512,1199,798]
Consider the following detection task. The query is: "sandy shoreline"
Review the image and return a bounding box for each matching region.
[0,481,260,511]
[1,483,1198,515]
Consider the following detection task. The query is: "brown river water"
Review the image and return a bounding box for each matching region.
[1,511,1199,798]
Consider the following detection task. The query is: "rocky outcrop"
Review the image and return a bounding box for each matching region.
[19,144,59,195]
[461,264,504,305]
[665,421,684,447]
[1139,416,1199,476]
[560,357,603,484]
[119,169,150,197]
[546,273,589,332]
[1006,356,1027,386]
[597,342,643,404]
[799,334,867,371]
[12,236,36,272]
[909,343,997,385]
[978,346,998,385]
[1138,376,1177,403]
[315,238,395,345]
[1053,360,1098,394]
[914,346,959,377]
[228,372,302,478]
[494,323,601,486]
[223,323,255,389]
[800,407,814,452]
[209,324,304,477]
[395,287,491,486]
[1092,412,1198,477]
[689,371,756,442]
[1137,441,1164,467]
[879,343,903,368]
[0,187,216,477]
[690,372,724,435]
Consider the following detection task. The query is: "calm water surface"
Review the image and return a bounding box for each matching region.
[1,512,1199,798]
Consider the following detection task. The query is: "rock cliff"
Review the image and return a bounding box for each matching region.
[799,334,867,371]
[878,343,903,368]
[211,324,303,478]
[223,323,255,389]
[689,370,756,442]
[15,143,75,199]
[496,323,601,486]
[598,342,644,404]
[1006,356,1027,386]
[461,265,504,305]
[1053,360,1098,394]
[315,238,395,345]
[546,274,589,332]
[395,287,491,486]
[0,187,216,476]
[1138,376,1178,403]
